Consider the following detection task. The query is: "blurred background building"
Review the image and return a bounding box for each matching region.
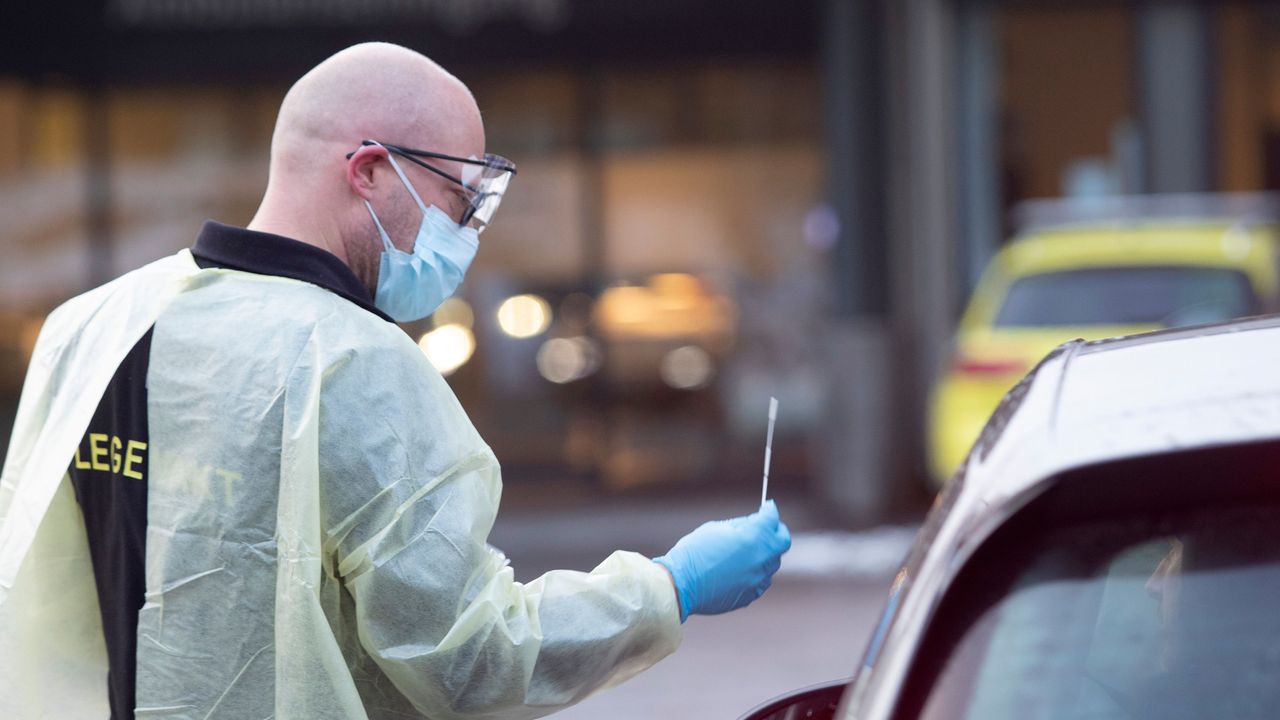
[1,0,1277,523]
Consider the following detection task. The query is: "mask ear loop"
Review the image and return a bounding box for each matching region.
[361,140,430,253]
[371,141,432,214]
[364,200,396,252]
[354,141,399,253]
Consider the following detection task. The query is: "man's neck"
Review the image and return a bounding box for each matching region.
[247,207,349,265]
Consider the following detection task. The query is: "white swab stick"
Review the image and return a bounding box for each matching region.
[761,397,778,508]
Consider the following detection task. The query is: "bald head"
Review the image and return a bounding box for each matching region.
[272,43,481,175]
[249,43,485,291]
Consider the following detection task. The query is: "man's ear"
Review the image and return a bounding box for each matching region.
[346,144,389,200]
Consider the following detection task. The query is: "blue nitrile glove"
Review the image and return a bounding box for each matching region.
[653,500,792,622]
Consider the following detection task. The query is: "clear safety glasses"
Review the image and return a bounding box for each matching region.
[347,139,517,233]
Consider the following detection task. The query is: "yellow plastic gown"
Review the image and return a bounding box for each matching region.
[0,251,681,719]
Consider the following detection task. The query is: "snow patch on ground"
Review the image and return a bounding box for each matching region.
[779,526,920,578]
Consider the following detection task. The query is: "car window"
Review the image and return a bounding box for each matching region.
[911,506,1280,720]
[994,266,1260,328]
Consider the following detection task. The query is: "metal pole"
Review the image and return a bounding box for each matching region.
[1136,1,1216,193]
[885,0,959,490]
[83,83,113,288]
[815,0,900,525]
[825,0,888,318]
[957,0,1000,298]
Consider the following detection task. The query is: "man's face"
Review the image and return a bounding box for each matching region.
[370,152,473,253]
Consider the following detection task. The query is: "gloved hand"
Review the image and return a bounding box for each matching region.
[654,500,792,622]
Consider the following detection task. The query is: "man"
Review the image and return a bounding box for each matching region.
[0,43,790,719]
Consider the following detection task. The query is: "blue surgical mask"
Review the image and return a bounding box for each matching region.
[365,153,479,322]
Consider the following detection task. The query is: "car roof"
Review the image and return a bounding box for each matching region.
[848,314,1280,719]
[999,222,1276,277]
[1011,192,1280,232]
[971,313,1280,502]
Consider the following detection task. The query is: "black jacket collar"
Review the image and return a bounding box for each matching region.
[191,221,393,323]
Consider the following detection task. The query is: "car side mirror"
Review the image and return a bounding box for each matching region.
[736,679,849,720]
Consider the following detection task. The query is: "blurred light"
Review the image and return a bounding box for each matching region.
[1063,158,1117,199]
[537,336,600,384]
[660,345,714,390]
[594,273,737,340]
[803,204,840,251]
[432,297,475,329]
[497,294,552,338]
[597,286,652,325]
[418,324,475,376]
[649,273,702,298]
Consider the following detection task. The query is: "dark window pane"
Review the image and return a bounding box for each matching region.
[916,507,1280,720]
[994,266,1260,328]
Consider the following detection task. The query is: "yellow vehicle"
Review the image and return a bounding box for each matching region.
[928,220,1280,484]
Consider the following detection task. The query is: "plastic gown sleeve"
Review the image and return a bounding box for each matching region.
[317,338,682,720]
